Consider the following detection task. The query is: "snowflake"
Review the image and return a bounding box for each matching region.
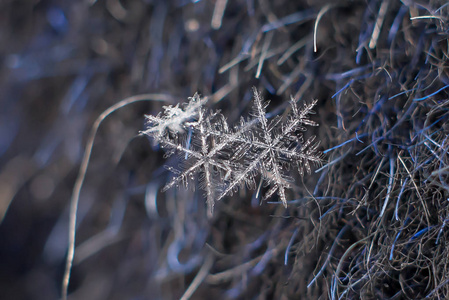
[217,87,322,207]
[141,93,205,139]
[142,88,323,217]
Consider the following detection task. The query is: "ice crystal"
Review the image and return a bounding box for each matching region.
[142,88,323,217]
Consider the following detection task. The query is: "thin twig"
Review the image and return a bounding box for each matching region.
[61,93,175,300]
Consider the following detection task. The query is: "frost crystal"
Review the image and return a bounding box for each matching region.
[142,88,323,217]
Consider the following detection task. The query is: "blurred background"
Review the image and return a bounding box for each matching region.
[1,0,449,299]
